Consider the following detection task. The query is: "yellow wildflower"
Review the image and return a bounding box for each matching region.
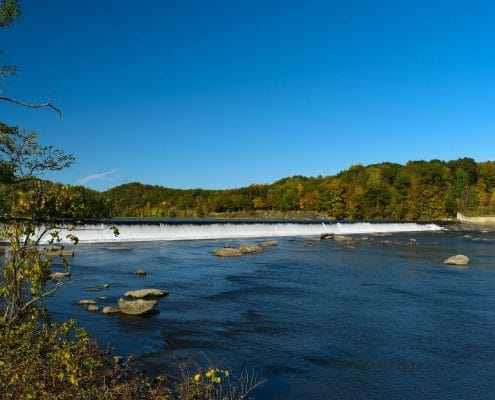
[69,375,79,386]
[193,373,201,381]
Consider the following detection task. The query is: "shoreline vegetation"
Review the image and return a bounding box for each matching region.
[103,158,495,222]
[4,157,494,225]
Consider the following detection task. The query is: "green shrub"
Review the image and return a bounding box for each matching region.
[0,317,265,400]
[0,317,171,399]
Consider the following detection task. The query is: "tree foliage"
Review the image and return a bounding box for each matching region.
[0,0,19,87]
[0,0,19,28]
[104,158,495,220]
[0,124,112,325]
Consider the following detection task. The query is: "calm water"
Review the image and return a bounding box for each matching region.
[45,229,495,400]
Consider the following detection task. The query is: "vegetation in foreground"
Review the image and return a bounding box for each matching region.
[0,316,264,400]
[0,317,172,399]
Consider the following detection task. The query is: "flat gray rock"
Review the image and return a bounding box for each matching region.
[117,298,157,315]
[238,244,264,254]
[213,247,243,257]
[102,306,121,314]
[50,271,71,279]
[443,254,470,265]
[78,299,97,305]
[124,288,169,298]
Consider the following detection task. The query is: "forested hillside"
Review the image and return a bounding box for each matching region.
[104,158,495,220]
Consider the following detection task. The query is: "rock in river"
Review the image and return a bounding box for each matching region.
[124,288,169,298]
[78,299,97,305]
[134,269,147,276]
[258,240,278,247]
[443,254,470,265]
[238,244,264,254]
[102,306,121,314]
[117,298,157,315]
[213,247,243,257]
[50,271,71,279]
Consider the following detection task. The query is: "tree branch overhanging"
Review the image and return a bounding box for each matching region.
[0,95,62,117]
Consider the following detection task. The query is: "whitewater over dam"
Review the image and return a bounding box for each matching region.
[45,221,443,244]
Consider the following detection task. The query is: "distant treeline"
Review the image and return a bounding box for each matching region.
[104,158,495,220]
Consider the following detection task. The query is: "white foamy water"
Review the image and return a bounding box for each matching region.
[39,222,443,244]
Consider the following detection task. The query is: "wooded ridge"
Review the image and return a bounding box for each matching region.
[103,158,495,220]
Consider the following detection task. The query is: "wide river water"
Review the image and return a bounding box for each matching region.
[45,222,495,399]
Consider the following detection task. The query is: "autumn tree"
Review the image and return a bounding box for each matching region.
[0,1,112,325]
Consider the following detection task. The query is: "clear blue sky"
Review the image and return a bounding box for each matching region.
[1,0,494,190]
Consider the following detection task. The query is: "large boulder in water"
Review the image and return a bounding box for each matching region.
[117,298,157,315]
[124,288,169,298]
[443,254,470,265]
[238,244,264,254]
[213,247,243,257]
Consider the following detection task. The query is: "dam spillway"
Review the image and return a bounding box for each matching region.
[41,221,443,244]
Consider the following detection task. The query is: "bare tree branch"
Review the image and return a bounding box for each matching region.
[19,282,63,314]
[0,95,62,117]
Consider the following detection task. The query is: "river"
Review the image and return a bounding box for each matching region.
[44,221,495,399]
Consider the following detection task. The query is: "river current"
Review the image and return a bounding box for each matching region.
[45,222,495,399]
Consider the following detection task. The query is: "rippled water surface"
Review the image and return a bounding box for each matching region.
[46,230,495,400]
